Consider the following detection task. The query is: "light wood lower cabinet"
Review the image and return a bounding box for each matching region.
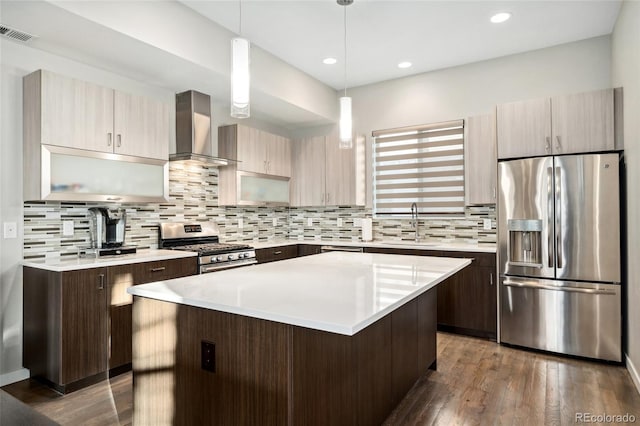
[23,257,197,393]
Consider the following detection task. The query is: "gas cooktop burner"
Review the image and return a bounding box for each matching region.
[172,242,252,255]
[159,222,257,273]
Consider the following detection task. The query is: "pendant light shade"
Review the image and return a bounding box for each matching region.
[231,37,250,118]
[339,96,352,147]
[338,0,353,149]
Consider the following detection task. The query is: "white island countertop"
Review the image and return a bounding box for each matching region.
[128,252,471,336]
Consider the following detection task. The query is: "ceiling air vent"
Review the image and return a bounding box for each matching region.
[0,24,36,43]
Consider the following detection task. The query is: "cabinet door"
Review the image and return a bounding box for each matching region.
[40,70,114,153]
[497,97,551,159]
[114,91,170,160]
[108,258,197,370]
[60,268,108,384]
[267,135,292,177]
[237,125,267,173]
[551,89,614,155]
[255,245,298,263]
[290,136,326,207]
[465,113,497,205]
[436,253,496,338]
[325,132,356,206]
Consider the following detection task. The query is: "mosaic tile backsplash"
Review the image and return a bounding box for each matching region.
[23,164,495,260]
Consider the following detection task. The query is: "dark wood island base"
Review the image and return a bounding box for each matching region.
[132,287,437,425]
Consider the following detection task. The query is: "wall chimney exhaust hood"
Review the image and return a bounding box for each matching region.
[171,90,231,166]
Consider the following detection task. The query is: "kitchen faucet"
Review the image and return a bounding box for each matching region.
[410,202,419,242]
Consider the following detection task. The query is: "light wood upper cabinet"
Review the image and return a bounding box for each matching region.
[290,136,326,206]
[497,88,619,160]
[218,124,292,206]
[225,124,291,177]
[113,91,170,160]
[497,97,551,159]
[236,125,267,173]
[550,89,614,155]
[465,113,497,205]
[36,70,114,153]
[325,132,359,206]
[269,134,292,177]
[290,130,365,207]
[25,70,170,161]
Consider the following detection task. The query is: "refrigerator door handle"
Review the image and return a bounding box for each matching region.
[555,166,562,269]
[503,280,616,295]
[547,167,554,268]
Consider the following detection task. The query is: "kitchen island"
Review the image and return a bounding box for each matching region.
[128,252,471,425]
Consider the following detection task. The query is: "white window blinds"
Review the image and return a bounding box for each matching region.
[373,119,464,216]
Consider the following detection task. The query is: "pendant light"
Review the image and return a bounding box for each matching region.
[338,0,353,149]
[231,0,250,118]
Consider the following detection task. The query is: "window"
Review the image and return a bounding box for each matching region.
[373,120,464,216]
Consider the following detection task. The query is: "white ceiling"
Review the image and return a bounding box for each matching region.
[181,0,622,90]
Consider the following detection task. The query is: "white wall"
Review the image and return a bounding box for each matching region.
[347,36,612,207]
[612,0,640,393]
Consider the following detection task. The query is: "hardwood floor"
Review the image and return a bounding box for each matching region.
[385,333,640,425]
[1,372,131,426]
[2,333,639,425]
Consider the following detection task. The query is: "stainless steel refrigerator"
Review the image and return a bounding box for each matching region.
[498,153,622,361]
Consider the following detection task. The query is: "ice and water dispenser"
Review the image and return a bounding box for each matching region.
[507,219,543,268]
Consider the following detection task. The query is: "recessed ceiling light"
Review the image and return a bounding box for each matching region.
[398,62,412,69]
[490,12,511,23]
[323,57,337,65]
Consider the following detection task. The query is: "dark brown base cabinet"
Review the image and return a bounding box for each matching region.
[132,287,437,425]
[255,245,298,263]
[23,257,197,393]
[364,247,497,340]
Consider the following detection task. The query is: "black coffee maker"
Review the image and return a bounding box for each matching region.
[84,208,136,256]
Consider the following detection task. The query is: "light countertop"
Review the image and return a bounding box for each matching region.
[127,252,471,336]
[22,249,197,272]
[245,239,496,253]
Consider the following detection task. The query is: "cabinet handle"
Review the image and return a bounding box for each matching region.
[98,273,105,290]
[117,134,122,147]
[545,136,551,152]
[107,133,113,147]
[150,267,166,272]
[273,251,282,255]
[267,161,271,173]
[489,272,493,286]
[264,160,268,172]
[493,187,496,200]
[106,197,122,201]
[555,135,561,152]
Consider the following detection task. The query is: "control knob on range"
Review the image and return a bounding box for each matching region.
[227,254,236,260]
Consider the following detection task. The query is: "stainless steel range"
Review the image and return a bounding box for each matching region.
[159,222,256,273]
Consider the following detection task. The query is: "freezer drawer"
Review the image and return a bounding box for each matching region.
[500,277,621,361]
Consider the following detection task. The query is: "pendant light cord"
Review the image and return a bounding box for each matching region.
[343,4,347,97]
[239,0,243,35]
